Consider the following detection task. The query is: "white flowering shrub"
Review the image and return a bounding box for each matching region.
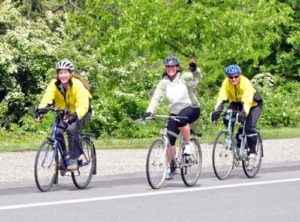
[0,1,65,128]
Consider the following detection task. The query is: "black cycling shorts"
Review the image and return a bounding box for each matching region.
[167,106,200,146]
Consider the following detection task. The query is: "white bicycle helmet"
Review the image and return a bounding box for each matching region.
[56,59,74,71]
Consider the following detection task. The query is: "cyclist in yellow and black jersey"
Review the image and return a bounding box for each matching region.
[211,64,263,171]
[35,59,92,171]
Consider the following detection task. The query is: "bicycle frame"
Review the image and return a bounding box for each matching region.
[155,115,195,168]
[49,115,96,173]
[212,109,263,180]
[35,107,97,191]
[48,114,69,167]
[223,109,248,161]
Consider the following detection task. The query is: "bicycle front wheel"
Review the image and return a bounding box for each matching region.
[212,131,234,180]
[72,137,96,189]
[146,139,168,189]
[181,138,202,187]
[34,140,58,192]
[243,133,263,178]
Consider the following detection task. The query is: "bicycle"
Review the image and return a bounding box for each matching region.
[144,115,202,189]
[212,109,263,180]
[34,107,97,192]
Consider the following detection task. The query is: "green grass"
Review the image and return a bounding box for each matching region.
[1,127,299,153]
[260,127,300,140]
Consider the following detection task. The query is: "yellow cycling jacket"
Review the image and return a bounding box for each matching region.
[38,78,92,120]
[215,75,259,115]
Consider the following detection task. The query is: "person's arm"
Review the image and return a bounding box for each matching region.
[188,60,202,87]
[74,81,91,120]
[146,80,165,113]
[38,80,56,109]
[241,78,256,115]
[215,79,228,111]
[191,67,202,87]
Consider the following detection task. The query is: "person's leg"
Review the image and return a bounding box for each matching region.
[166,117,179,167]
[66,112,91,170]
[177,107,194,143]
[166,118,179,179]
[55,120,67,156]
[179,124,191,143]
[178,107,200,154]
[66,124,79,158]
[245,105,262,154]
[189,107,200,134]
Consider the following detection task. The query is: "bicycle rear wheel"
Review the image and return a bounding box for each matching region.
[181,138,202,187]
[34,140,58,192]
[146,139,168,189]
[212,131,234,180]
[243,133,263,178]
[72,137,96,189]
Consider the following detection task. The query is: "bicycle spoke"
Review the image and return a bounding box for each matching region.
[181,138,202,187]
[34,141,57,192]
[212,131,234,180]
[243,133,263,178]
[146,139,167,189]
[72,138,95,189]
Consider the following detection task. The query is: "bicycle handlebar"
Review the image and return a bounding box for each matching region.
[135,114,188,125]
[214,109,244,115]
[38,105,65,114]
[37,105,66,121]
[145,114,188,122]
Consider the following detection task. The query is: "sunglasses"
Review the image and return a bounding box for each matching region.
[228,75,240,80]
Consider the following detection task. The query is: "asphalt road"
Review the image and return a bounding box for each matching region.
[1,161,300,222]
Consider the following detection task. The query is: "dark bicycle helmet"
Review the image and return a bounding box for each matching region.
[225,64,241,76]
[56,59,74,71]
[164,55,180,67]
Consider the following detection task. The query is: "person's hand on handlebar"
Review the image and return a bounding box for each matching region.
[210,111,221,124]
[143,112,155,120]
[35,109,43,122]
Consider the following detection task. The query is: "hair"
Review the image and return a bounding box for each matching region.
[54,71,91,91]
[73,74,91,91]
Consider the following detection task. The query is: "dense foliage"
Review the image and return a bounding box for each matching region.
[0,0,299,139]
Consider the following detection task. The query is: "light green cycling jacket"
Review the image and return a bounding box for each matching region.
[146,70,200,114]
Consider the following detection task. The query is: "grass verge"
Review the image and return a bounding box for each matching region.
[0,127,299,153]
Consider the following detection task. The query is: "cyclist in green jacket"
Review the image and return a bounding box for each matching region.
[211,64,263,170]
[35,59,92,171]
[145,55,201,179]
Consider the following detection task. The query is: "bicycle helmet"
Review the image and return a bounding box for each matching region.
[56,59,74,71]
[225,64,241,76]
[164,55,180,67]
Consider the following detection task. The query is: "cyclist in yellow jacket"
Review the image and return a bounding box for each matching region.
[35,59,92,171]
[211,64,263,170]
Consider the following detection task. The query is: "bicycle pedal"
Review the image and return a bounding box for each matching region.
[234,161,240,167]
[165,176,174,180]
[60,170,66,176]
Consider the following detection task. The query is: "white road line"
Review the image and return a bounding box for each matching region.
[1,177,300,211]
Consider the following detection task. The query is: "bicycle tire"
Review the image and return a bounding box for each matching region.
[181,138,202,187]
[146,139,168,189]
[34,140,58,192]
[243,133,263,178]
[212,131,234,180]
[72,137,96,189]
